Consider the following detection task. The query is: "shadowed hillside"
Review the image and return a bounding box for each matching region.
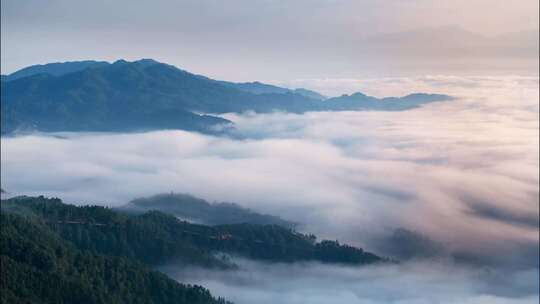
[122,193,296,228]
[1,59,451,135]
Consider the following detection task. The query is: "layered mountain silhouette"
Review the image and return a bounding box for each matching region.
[218,80,327,100]
[1,59,451,134]
[1,195,385,303]
[120,193,296,228]
[1,60,110,82]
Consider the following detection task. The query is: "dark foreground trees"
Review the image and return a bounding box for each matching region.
[0,213,230,304]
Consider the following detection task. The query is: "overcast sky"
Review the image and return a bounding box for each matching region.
[2,0,539,82]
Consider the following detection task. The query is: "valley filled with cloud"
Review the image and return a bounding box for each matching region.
[2,75,538,303]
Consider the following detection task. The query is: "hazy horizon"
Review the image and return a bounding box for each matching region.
[2,0,539,82]
[1,1,538,303]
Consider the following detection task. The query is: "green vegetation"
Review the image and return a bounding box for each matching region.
[122,193,297,228]
[1,59,450,135]
[0,212,230,304]
[1,195,384,303]
[1,60,109,81]
[2,196,383,266]
[217,80,327,100]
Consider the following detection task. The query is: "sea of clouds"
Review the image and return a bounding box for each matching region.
[162,258,539,304]
[1,75,538,302]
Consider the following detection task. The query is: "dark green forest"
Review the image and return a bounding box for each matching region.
[1,195,384,303]
[0,212,230,304]
[2,196,383,266]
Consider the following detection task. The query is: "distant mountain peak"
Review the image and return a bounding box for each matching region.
[128,58,162,68]
[136,58,159,64]
[1,59,451,135]
[3,60,109,81]
[350,92,369,98]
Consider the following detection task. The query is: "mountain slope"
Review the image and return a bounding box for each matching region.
[293,88,327,100]
[218,81,327,100]
[1,212,230,304]
[121,193,296,228]
[3,63,327,100]
[322,92,451,111]
[2,195,384,266]
[1,60,239,134]
[2,60,109,81]
[1,59,451,135]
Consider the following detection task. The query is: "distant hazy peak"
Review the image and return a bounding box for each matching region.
[3,60,109,81]
[3,58,169,82]
[113,58,161,66]
[1,58,452,135]
[293,88,327,100]
[218,80,326,100]
[350,92,370,98]
[122,192,297,228]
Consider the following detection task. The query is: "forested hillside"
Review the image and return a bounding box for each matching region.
[0,213,230,304]
[122,193,296,228]
[2,196,384,266]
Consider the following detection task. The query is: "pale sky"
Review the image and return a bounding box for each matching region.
[2,0,539,80]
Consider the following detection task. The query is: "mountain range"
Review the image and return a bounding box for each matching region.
[1,59,451,135]
[120,193,296,228]
[1,195,384,303]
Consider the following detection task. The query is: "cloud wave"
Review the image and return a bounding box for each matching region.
[1,75,538,285]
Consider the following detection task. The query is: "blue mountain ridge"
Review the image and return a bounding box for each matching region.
[1,59,452,135]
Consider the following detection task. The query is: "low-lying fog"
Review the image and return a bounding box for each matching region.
[2,75,538,302]
[161,258,539,304]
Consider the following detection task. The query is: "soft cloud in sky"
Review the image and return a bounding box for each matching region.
[1,0,538,79]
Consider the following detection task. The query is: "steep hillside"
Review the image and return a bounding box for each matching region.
[1,212,230,304]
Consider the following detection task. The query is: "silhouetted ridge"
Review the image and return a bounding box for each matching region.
[121,193,296,228]
[1,59,452,135]
[2,195,385,266]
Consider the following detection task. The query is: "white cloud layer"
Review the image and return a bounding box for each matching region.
[162,258,539,304]
[1,75,538,300]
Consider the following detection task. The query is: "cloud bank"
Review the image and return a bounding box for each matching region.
[1,76,538,299]
[162,258,539,304]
